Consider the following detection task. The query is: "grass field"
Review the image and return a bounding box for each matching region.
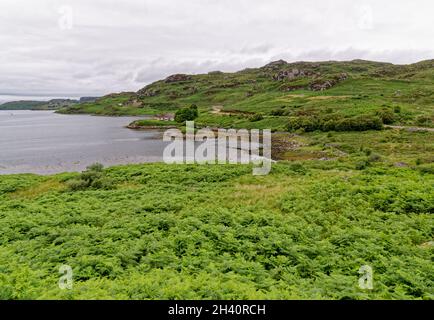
[0,152,432,299]
[2,59,433,300]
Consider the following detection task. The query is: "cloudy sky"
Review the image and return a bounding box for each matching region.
[1,0,434,101]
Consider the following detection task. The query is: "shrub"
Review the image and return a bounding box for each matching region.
[335,115,383,131]
[86,163,104,172]
[67,163,114,191]
[287,117,302,131]
[66,179,89,191]
[415,115,432,126]
[288,163,307,174]
[321,119,336,132]
[249,113,264,122]
[417,164,434,174]
[376,108,396,124]
[270,109,285,116]
[174,104,199,123]
[368,154,382,162]
[287,115,383,133]
[90,177,115,190]
[355,160,369,170]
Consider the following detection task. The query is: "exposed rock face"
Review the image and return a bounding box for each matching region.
[183,86,198,94]
[138,88,160,97]
[273,68,317,81]
[262,59,288,71]
[309,73,348,91]
[126,99,142,107]
[337,73,348,81]
[310,80,336,91]
[164,74,192,83]
[394,162,409,167]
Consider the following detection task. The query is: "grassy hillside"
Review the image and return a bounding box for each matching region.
[0,101,46,110]
[59,59,434,131]
[0,99,79,110]
[0,127,433,299]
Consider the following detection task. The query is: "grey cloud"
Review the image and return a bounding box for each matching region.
[0,0,433,101]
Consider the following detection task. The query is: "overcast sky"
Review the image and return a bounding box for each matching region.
[1,0,434,101]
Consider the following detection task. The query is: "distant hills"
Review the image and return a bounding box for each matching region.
[57,59,434,130]
[0,97,99,110]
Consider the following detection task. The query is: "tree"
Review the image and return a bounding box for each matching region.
[174,104,199,123]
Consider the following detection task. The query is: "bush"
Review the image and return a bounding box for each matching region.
[66,179,89,191]
[376,108,396,124]
[90,177,115,190]
[415,115,432,126]
[287,115,383,133]
[270,109,285,116]
[174,104,199,123]
[287,117,302,131]
[334,115,383,131]
[355,160,369,170]
[321,119,337,132]
[86,163,104,172]
[368,154,382,162]
[288,163,307,174]
[66,163,114,191]
[249,113,264,122]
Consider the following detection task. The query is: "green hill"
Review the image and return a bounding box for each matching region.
[0,100,47,110]
[0,99,79,110]
[59,59,434,131]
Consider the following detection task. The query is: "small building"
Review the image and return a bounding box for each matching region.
[156,113,175,121]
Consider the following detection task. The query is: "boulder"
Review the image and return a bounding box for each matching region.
[164,74,192,83]
[138,88,160,97]
[273,68,316,81]
[262,59,288,71]
[309,73,348,91]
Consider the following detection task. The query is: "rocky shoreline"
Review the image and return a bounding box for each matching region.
[126,123,177,130]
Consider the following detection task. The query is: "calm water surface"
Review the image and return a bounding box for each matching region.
[0,110,167,174]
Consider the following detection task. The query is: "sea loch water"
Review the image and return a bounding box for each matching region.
[0,110,167,174]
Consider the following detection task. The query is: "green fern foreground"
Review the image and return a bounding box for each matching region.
[0,160,432,299]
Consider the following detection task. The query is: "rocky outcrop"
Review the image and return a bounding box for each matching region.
[273,68,318,81]
[164,74,192,83]
[126,99,142,107]
[309,73,348,91]
[262,59,288,71]
[138,88,160,97]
